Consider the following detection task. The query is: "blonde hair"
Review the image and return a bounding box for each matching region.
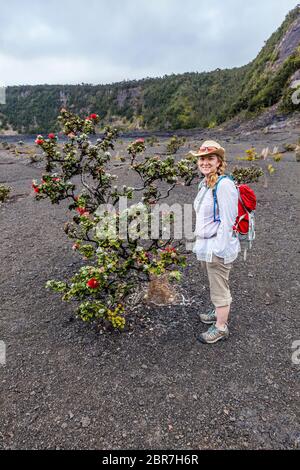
[205,155,227,189]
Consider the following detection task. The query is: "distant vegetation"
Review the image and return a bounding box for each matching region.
[0,6,299,134]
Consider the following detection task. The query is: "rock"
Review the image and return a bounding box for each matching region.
[81,417,91,428]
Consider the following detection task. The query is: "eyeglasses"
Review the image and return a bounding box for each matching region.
[199,146,218,152]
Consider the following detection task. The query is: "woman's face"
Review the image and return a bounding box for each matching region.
[197,154,220,176]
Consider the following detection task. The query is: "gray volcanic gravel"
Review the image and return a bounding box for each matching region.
[0,128,300,449]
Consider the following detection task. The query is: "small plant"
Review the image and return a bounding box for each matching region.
[231,166,264,184]
[273,153,282,162]
[238,148,259,161]
[283,143,297,152]
[208,120,217,129]
[267,164,275,175]
[146,136,159,147]
[0,184,11,203]
[166,135,186,155]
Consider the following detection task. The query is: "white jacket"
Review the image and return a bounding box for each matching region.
[193,177,241,264]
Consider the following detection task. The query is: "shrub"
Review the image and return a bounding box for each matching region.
[231,166,264,184]
[32,110,200,330]
[166,135,186,155]
[237,148,260,161]
[146,136,159,147]
[283,143,297,152]
[0,184,11,203]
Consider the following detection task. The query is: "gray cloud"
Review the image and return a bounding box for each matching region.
[0,0,298,85]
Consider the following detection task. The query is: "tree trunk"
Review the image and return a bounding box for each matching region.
[144,272,179,305]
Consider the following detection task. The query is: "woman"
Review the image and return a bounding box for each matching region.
[190,140,241,344]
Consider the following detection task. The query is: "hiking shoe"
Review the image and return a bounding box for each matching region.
[197,323,229,344]
[199,308,217,325]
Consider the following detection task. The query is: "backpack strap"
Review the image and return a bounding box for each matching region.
[198,178,206,191]
[212,175,232,222]
[195,178,209,213]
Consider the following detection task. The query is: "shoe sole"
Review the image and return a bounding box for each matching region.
[199,318,216,325]
[197,334,229,344]
[199,315,231,326]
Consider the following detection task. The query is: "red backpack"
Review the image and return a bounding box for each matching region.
[213,175,257,259]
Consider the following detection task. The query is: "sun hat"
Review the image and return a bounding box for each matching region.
[189,140,225,159]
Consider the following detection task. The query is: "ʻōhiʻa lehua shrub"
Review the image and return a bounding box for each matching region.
[32,109,203,330]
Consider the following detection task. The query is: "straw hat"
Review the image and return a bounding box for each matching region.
[189,140,225,159]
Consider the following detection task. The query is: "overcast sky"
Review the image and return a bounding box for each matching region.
[0,0,298,86]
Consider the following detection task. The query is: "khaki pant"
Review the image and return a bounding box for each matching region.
[201,254,233,307]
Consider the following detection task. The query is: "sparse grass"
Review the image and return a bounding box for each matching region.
[0,184,11,203]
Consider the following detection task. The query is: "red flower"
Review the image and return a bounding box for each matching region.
[76,207,90,217]
[33,186,40,193]
[76,207,86,215]
[48,133,56,139]
[89,113,98,120]
[163,245,176,253]
[35,138,44,145]
[135,138,144,143]
[86,278,100,289]
[52,177,60,182]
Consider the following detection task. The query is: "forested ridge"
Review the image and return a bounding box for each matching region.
[0,5,299,134]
